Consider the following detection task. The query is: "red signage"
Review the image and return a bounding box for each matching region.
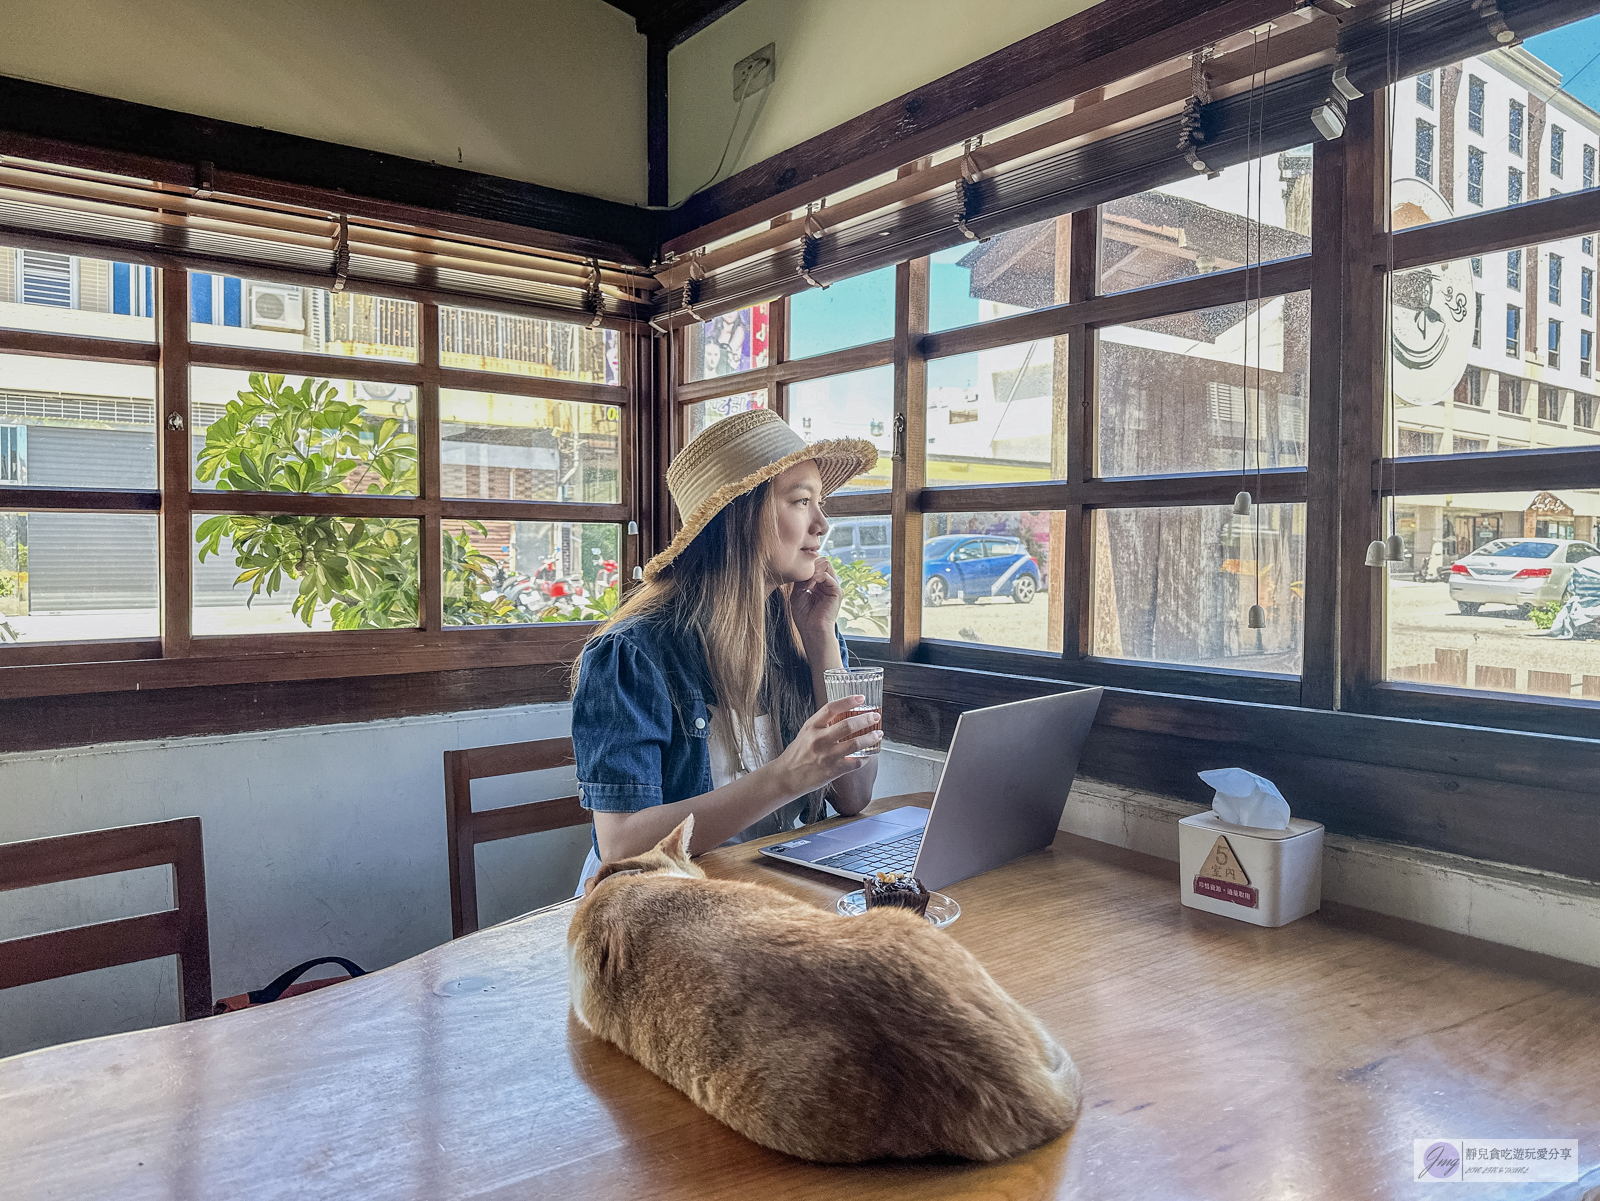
[1194,875,1259,908]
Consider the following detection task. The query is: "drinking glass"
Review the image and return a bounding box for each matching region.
[823,666,883,758]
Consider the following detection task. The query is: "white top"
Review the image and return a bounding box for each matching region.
[708,704,811,845]
[706,704,780,788]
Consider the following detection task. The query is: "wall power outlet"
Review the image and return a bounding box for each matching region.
[732,44,776,99]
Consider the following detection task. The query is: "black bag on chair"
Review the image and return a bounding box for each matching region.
[212,957,367,1015]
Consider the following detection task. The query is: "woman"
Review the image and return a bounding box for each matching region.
[571,408,882,889]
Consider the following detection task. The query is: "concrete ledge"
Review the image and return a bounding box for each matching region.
[879,741,1600,970]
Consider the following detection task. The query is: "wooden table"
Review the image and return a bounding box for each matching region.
[4,794,1598,1200]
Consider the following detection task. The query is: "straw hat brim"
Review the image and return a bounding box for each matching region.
[644,437,880,579]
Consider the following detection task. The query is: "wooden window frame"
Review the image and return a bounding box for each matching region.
[0,265,643,700]
[661,90,1600,740]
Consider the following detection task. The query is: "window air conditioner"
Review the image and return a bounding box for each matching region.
[249,283,305,331]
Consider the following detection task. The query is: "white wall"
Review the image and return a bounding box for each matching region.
[0,0,647,204]
[0,704,591,1057]
[667,0,1105,204]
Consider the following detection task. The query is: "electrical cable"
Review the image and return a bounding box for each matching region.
[1257,21,1271,626]
[645,61,764,213]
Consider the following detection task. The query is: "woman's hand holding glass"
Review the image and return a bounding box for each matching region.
[773,695,883,794]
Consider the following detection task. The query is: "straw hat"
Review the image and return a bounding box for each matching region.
[646,407,879,579]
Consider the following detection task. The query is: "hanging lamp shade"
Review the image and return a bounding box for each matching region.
[1233,491,1253,516]
[1385,534,1405,561]
[1365,540,1389,567]
[1247,604,1267,629]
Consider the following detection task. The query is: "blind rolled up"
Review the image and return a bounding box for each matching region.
[0,160,655,326]
[651,68,1344,330]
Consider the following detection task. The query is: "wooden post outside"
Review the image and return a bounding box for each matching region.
[1527,670,1572,697]
[1434,647,1468,686]
[1475,664,1517,691]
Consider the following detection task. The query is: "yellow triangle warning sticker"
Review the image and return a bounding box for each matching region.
[1199,835,1250,886]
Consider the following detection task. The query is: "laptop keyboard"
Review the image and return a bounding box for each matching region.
[814,830,924,877]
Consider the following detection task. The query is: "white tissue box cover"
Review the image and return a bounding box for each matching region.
[1178,811,1324,928]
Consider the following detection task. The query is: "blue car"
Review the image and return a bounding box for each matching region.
[873,534,1043,606]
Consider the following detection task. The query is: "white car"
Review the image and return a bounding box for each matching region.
[1448,538,1600,616]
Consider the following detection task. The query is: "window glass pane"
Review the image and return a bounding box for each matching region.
[0,248,156,341]
[1388,43,1600,218]
[928,340,1059,484]
[1386,493,1600,696]
[192,513,419,634]
[0,355,157,489]
[1097,292,1309,476]
[442,519,621,626]
[819,513,890,637]
[190,368,418,495]
[0,511,158,642]
[189,275,418,362]
[918,511,1061,652]
[440,391,619,503]
[685,304,769,382]
[1391,243,1598,457]
[1093,505,1305,673]
[787,365,892,492]
[788,266,895,359]
[439,305,619,384]
[929,216,1070,333]
[686,390,766,441]
[1098,147,1312,295]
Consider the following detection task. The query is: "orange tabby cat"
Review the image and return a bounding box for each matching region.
[567,816,1081,1163]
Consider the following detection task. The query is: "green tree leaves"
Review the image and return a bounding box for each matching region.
[830,555,889,637]
[196,373,518,629]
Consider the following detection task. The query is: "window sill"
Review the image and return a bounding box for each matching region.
[0,623,592,701]
[1366,679,1600,742]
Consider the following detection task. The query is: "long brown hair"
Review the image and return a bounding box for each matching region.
[574,482,822,812]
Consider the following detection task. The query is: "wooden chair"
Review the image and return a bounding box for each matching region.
[445,737,590,939]
[0,817,212,1020]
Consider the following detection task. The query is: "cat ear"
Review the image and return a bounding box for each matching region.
[655,815,694,862]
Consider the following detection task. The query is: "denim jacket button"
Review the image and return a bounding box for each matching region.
[694,717,707,730]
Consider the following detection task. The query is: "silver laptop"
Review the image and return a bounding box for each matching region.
[759,687,1103,891]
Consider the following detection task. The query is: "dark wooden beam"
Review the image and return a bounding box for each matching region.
[662,0,1301,253]
[0,664,572,754]
[648,35,670,208]
[605,0,755,47]
[0,75,657,266]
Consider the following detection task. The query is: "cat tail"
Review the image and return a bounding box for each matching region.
[1037,1027,1084,1119]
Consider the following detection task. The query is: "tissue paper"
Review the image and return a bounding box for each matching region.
[1198,768,1290,830]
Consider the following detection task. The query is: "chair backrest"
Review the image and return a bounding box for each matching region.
[444,737,590,939]
[0,817,212,1020]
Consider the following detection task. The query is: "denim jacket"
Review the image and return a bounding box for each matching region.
[572,612,848,821]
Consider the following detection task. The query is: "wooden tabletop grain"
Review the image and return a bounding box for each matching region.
[3,793,1598,1200]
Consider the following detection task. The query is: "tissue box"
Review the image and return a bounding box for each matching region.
[1178,811,1324,928]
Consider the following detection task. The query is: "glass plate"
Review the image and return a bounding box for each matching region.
[837,889,960,928]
